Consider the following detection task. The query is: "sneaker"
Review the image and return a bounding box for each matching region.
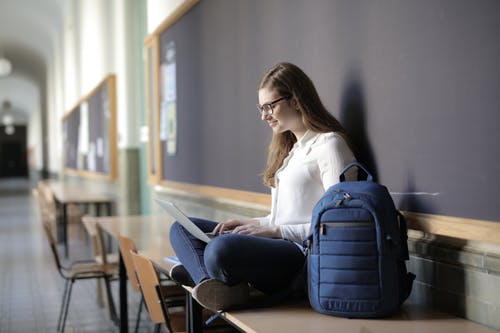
[192,278,249,311]
[169,264,195,287]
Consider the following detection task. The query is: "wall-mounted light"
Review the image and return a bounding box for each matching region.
[5,125,15,135]
[0,57,12,77]
[2,113,14,126]
[1,100,14,126]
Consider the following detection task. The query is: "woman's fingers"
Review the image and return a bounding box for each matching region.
[214,220,241,235]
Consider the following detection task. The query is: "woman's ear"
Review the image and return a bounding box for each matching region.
[292,98,300,110]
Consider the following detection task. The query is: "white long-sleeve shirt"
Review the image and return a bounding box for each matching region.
[257,130,356,244]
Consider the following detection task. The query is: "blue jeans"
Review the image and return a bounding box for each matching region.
[169,218,305,294]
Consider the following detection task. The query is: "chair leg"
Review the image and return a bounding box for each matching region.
[57,280,70,331]
[61,280,74,333]
[103,276,118,323]
[155,323,161,333]
[97,278,105,307]
[134,296,144,333]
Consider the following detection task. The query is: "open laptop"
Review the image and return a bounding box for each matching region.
[154,198,223,243]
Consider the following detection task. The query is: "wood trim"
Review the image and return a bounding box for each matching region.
[145,36,160,185]
[156,181,500,244]
[403,211,500,245]
[63,168,115,181]
[153,36,161,185]
[151,0,199,37]
[62,74,115,119]
[157,180,272,208]
[107,74,118,179]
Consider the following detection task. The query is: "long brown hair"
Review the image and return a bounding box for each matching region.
[259,62,348,187]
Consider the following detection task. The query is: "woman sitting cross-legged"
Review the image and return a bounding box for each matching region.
[169,62,357,311]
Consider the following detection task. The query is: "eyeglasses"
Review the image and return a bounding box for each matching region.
[256,95,291,116]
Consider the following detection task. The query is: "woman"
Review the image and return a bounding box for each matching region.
[169,62,356,311]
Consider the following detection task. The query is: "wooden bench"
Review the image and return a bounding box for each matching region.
[215,301,496,333]
[156,250,497,333]
[85,215,499,333]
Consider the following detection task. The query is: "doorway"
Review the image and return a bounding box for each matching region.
[0,125,28,178]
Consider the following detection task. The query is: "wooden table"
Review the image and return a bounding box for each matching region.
[87,215,499,333]
[49,181,115,257]
[84,215,176,333]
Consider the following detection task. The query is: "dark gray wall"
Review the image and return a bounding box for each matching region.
[159,0,500,222]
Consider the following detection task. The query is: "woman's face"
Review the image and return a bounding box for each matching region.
[258,87,306,137]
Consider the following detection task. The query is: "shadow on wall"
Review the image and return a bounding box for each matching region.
[338,71,378,181]
[338,72,472,324]
[397,171,469,321]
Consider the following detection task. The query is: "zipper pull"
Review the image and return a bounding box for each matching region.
[320,224,326,235]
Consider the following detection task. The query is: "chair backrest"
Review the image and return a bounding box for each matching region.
[117,236,141,293]
[37,183,58,233]
[32,188,43,216]
[95,222,109,265]
[41,221,64,277]
[131,251,170,325]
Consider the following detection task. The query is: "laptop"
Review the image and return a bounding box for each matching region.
[154,198,223,243]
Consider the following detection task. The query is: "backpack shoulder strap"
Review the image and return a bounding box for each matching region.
[397,212,410,260]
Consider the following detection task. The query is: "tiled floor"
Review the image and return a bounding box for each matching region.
[0,178,154,333]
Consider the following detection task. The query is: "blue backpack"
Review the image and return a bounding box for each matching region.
[305,162,415,318]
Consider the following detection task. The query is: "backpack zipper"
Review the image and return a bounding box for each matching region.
[320,221,373,235]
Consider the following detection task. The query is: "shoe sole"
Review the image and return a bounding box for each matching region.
[192,279,249,311]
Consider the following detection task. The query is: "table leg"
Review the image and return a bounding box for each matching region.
[106,202,112,216]
[186,293,203,333]
[63,203,68,257]
[119,251,129,333]
[101,202,113,252]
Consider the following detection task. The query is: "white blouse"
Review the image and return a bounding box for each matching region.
[257,130,356,244]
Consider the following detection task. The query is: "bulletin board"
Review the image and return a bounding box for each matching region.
[143,0,500,228]
[145,0,201,186]
[62,74,117,180]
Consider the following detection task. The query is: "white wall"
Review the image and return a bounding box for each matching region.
[147,0,185,33]
[78,0,113,94]
[50,0,145,164]
[42,0,170,173]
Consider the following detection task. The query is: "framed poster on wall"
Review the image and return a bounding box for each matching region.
[144,0,199,185]
[62,74,117,180]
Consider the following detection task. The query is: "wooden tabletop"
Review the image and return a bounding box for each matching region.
[86,214,499,333]
[48,181,115,204]
[86,215,175,263]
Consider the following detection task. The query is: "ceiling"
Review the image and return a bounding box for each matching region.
[0,0,64,116]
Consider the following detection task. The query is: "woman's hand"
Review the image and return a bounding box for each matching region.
[213,219,282,238]
[231,224,282,238]
[213,219,259,235]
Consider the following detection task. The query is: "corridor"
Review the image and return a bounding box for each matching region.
[0,179,146,332]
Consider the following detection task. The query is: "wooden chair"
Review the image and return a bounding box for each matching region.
[41,222,118,333]
[118,236,185,332]
[93,221,119,320]
[118,236,146,333]
[84,218,119,311]
[131,251,186,333]
[33,186,57,238]
[37,181,83,226]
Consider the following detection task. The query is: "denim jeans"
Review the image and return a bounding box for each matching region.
[169,217,306,294]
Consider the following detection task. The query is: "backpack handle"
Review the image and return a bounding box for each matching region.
[339,162,374,182]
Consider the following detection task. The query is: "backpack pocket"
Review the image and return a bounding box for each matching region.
[317,210,381,313]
